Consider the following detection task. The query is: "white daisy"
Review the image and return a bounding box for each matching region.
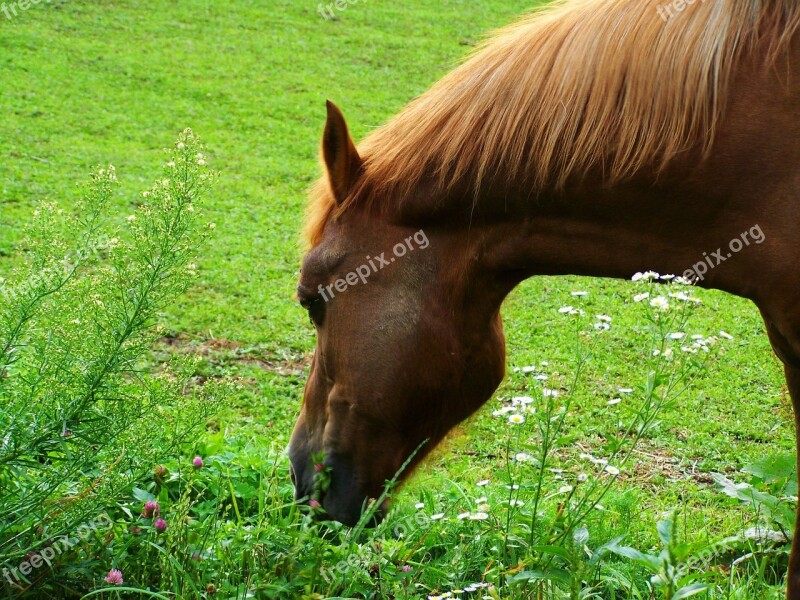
[512,396,534,405]
[650,296,669,310]
[669,291,693,302]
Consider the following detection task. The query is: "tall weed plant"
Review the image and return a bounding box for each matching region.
[0,130,226,596]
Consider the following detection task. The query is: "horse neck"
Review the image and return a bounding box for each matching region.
[397,149,783,310]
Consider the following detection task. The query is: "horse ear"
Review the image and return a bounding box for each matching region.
[322,100,362,205]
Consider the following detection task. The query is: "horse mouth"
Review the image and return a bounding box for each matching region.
[304,490,388,528]
[289,445,389,526]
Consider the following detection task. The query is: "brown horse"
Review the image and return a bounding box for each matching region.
[289,0,800,594]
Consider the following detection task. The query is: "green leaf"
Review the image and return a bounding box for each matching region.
[531,545,573,563]
[713,473,796,530]
[555,434,577,446]
[508,569,572,586]
[656,519,673,546]
[606,541,662,572]
[673,583,709,599]
[132,487,156,502]
[743,453,796,483]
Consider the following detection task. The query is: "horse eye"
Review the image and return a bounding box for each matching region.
[300,295,325,325]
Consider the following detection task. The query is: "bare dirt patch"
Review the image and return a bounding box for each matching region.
[157,333,312,376]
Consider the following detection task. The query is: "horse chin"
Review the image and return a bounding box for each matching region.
[320,453,388,527]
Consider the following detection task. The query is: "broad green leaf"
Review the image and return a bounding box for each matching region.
[656,519,673,546]
[743,453,796,483]
[606,542,662,572]
[132,486,156,502]
[674,583,709,599]
[508,569,572,586]
[531,544,574,563]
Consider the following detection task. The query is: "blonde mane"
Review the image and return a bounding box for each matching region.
[305,0,800,247]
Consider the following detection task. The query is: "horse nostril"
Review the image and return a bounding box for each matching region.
[289,463,297,486]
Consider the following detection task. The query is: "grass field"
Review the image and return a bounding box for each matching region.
[0,1,795,598]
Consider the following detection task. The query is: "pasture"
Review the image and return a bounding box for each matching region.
[0,0,795,598]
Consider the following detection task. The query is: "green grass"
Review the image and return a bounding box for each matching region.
[0,0,794,598]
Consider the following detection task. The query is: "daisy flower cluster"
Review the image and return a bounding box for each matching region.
[558,290,614,333]
[630,271,700,313]
[607,386,633,407]
[495,358,564,425]
[594,313,612,331]
[427,582,495,599]
[419,480,495,524]
[579,451,621,476]
[492,394,538,423]
[511,361,550,380]
[631,271,690,284]
[629,270,735,361]
[652,333,723,359]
